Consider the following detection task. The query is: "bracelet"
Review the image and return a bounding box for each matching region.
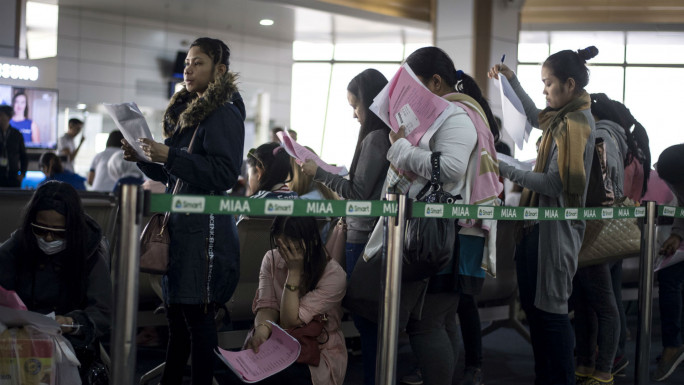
[256,322,272,332]
[284,283,299,292]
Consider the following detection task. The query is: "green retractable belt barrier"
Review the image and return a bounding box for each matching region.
[147,193,652,220]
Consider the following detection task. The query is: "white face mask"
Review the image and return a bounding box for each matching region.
[37,236,66,255]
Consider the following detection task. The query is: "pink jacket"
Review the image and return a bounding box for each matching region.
[253,250,347,385]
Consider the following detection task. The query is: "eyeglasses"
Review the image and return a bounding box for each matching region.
[31,223,67,239]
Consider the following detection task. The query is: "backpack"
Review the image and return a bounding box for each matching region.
[585,137,615,207]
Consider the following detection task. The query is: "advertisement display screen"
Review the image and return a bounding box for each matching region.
[0,85,58,149]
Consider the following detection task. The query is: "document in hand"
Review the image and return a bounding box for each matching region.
[103,102,156,162]
[276,130,348,176]
[216,321,301,383]
[495,75,532,150]
[369,62,452,146]
[497,153,535,172]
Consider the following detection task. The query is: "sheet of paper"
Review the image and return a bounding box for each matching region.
[103,102,155,162]
[276,130,348,176]
[496,76,532,150]
[0,305,61,334]
[216,321,301,383]
[0,286,27,310]
[497,153,535,172]
[369,63,452,146]
[654,224,684,271]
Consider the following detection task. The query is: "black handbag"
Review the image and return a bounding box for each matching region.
[402,152,457,282]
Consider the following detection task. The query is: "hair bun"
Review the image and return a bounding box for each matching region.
[577,46,599,61]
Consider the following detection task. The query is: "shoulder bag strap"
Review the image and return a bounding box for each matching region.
[415,152,442,201]
[163,124,201,224]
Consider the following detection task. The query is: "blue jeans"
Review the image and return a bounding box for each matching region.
[658,260,684,348]
[516,224,575,385]
[347,241,379,385]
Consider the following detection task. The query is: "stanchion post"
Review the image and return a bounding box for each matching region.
[376,192,408,385]
[635,200,657,385]
[111,184,143,385]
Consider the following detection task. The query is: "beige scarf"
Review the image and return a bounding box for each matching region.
[519,91,592,208]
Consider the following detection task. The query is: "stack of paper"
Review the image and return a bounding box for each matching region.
[494,76,533,150]
[369,63,452,146]
[216,322,301,383]
[276,130,348,176]
[103,102,155,162]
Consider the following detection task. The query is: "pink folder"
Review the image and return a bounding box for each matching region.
[216,321,301,383]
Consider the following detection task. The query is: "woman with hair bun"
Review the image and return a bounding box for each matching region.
[489,46,599,384]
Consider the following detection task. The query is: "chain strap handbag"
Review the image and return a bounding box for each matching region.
[139,126,200,274]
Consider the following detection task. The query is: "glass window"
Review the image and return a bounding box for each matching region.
[585,66,624,103]
[290,63,331,154]
[626,32,684,64]
[26,1,58,59]
[319,63,399,167]
[334,43,404,62]
[625,67,684,164]
[550,31,624,64]
[293,41,334,61]
[518,31,549,63]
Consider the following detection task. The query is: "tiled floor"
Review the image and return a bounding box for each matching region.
[134,301,684,385]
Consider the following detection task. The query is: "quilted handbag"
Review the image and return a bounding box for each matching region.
[578,198,641,267]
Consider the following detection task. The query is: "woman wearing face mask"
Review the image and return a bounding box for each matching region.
[121,37,245,385]
[0,181,112,383]
[489,46,598,385]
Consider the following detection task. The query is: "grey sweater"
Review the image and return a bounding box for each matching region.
[499,76,596,314]
[314,130,390,243]
[595,119,628,199]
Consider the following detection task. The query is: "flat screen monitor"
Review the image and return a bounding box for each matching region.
[0,85,58,149]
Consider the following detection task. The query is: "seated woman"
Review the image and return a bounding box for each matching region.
[0,181,112,381]
[247,142,298,199]
[245,216,347,385]
[39,152,87,190]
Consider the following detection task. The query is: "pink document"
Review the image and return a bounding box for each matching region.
[216,322,301,383]
[369,63,452,146]
[0,285,27,310]
[276,130,348,176]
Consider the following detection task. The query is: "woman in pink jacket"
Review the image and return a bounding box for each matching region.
[246,216,347,385]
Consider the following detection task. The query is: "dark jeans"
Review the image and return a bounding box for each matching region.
[458,293,482,368]
[161,303,217,385]
[407,292,460,385]
[347,241,378,385]
[658,260,684,348]
[609,260,628,358]
[574,263,620,373]
[516,224,575,385]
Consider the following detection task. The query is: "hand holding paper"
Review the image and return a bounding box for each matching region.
[103,102,155,162]
[494,75,532,150]
[276,130,348,176]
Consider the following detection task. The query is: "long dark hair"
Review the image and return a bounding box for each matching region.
[347,69,390,180]
[544,46,598,91]
[12,91,29,119]
[247,142,292,193]
[270,216,328,293]
[590,93,651,196]
[39,152,64,177]
[105,130,124,148]
[20,181,88,305]
[405,47,499,141]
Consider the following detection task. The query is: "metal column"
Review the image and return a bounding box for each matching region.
[111,184,143,385]
[635,201,657,385]
[377,192,408,385]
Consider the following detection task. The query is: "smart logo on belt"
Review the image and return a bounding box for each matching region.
[265,200,294,215]
[425,204,444,217]
[602,208,614,219]
[523,208,538,220]
[346,202,372,216]
[635,207,646,217]
[171,196,205,213]
[663,206,676,217]
[564,208,578,219]
[477,206,494,219]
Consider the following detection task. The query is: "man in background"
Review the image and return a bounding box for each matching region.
[0,105,27,187]
[58,118,85,172]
